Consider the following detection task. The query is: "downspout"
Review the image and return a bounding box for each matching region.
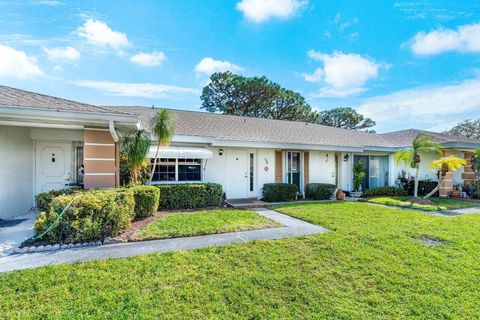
[109,120,119,142]
[109,120,120,187]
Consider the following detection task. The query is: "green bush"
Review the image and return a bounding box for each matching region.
[131,186,160,219]
[363,186,408,198]
[263,183,298,202]
[305,183,336,200]
[33,189,135,244]
[405,179,438,197]
[35,189,75,212]
[155,183,223,210]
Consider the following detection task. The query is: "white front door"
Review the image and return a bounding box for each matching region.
[35,142,72,194]
[226,149,248,199]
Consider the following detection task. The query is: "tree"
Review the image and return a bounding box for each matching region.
[424,156,466,199]
[317,107,376,131]
[121,129,151,185]
[395,134,443,198]
[149,109,175,185]
[444,119,480,139]
[201,71,318,122]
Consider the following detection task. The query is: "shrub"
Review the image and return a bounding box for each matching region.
[263,183,298,202]
[305,183,336,200]
[131,186,160,219]
[33,189,135,244]
[464,184,480,199]
[404,179,438,197]
[155,183,223,210]
[363,186,408,198]
[35,189,75,212]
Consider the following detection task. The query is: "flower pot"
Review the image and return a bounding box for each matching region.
[336,189,345,201]
[350,191,363,198]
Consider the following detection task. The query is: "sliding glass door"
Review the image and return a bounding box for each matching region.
[353,155,389,190]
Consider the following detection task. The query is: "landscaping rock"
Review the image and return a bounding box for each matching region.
[95,241,102,246]
[51,244,60,250]
[60,244,69,249]
[44,245,52,251]
[103,237,123,245]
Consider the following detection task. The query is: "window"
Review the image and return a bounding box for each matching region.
[249,153,254,192]
[178,158,201,181]
[151,158,202,182]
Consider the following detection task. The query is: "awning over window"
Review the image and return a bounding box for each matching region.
[148,146,213,159]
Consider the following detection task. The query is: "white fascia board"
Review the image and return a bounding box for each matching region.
[170,134,363,152]
[0,119,84,129]
[0,105,140,125]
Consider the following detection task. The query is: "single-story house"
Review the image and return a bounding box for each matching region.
[1,85,479,219]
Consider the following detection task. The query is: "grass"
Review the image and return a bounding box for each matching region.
[1,202,480,318]
[364,196,480,211]
[136,209,281,240]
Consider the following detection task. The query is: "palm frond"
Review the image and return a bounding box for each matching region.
[395,149,414,167]
[429,156,466,172]
[413,134,443,154]
[151,109,175,144]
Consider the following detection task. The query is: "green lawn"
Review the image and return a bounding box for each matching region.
[136,209,281,240]
[2,202,480,319]
[364,196,480,211]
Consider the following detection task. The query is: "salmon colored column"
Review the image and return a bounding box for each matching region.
[462,151,476,185]
[439,149,454,198]
[83,127,118,189]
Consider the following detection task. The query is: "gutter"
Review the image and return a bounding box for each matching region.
[109,120,119,142]
[0,104,140,125]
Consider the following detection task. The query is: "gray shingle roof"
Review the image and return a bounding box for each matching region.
[113,106,400,148]
[380,129,480,147]
[0,85,131,115]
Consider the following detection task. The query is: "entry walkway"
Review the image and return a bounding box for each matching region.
[0,210,37,257]
[0,208,328,273]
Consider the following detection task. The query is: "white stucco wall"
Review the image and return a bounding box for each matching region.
[0,126,33,219]
[452,150,464,185]
[31,128,83,141]
[393,151,440,183]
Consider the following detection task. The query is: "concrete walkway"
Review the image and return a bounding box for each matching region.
[0,210,37,257]
[0,208,328,273]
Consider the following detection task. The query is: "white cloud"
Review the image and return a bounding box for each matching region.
[194,57,244,75]
[356,78,480,122]
[43,46,80,61]
[73,80,198,98]
[410,22,480,55]
[0,44,42,79]
[76,19,129,51]
[236,0,307,23]
[130,51,166,67]
[304,50,379,97]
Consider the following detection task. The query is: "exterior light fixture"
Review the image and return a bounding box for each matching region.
[343,154,349,162]
[219,149,224,156]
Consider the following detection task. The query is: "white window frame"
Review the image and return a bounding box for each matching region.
[150,158,203,184]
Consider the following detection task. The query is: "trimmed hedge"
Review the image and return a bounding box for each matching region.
[131,186,160,219]
[34,189,135,244]
[363,186,407,198]
[305,183,336,200]
[35,189,75,212]
[263,183,298,202]
[155,183,223,210]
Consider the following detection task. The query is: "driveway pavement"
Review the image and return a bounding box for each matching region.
[0,210,37,257]
[0,208,328,273]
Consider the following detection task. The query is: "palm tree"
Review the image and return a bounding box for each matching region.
[149,109,175,184]
[395,134,443,198]
[424,156,466,199]
[122,129,151,184]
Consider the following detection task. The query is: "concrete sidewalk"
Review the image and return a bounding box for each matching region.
[0,208,328,273]
[0,210,37,257]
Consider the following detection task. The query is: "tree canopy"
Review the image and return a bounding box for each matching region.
[317,107,376,131]
[201,71,318,122]
[201,72,375,131]
[444,119,480,139]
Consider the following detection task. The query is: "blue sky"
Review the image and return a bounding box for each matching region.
[0,0,479,132]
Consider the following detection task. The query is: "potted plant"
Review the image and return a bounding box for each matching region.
[351,162,366,197]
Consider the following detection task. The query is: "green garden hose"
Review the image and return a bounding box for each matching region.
[32,195,80,241]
